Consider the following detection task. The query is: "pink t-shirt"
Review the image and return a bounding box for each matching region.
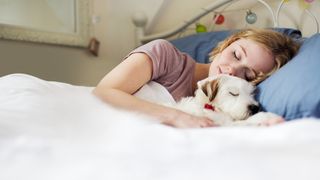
[125,39,196,101]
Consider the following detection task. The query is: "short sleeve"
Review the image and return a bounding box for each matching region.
[124,39,196,101]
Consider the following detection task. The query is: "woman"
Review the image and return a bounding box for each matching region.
[93,29,300,128]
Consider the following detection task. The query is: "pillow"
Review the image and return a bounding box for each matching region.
[171,28,302,63]
[256,34,320,120]
[171,30,232,63]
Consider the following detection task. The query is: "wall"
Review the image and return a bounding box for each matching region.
[0,0,166,86]
[0,0,319,86]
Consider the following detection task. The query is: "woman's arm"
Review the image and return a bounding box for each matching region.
[93,53,214,128]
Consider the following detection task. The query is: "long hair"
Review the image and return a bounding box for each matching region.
[210,29,300,84]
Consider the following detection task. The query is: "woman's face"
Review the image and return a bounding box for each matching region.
[209,39,275,81]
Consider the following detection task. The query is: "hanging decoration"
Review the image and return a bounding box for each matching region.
[195,23,208,33]
[214,14,225,25]
[246,10,257,24]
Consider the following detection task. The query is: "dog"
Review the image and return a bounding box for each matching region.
[166,74,282,126]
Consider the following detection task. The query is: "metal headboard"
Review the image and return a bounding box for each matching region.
[132,0,319,46]
[132,0,276,46]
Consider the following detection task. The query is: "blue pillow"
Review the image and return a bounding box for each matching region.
[171,30,232,63]
[256,34,320,120]
[171,28,302,63]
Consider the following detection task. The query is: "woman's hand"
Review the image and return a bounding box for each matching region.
[161,111,216,128]
[258,116,285,126]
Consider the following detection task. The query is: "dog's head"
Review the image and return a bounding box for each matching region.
[195,74,259,120]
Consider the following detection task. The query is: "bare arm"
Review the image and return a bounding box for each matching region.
[93,53,214,128]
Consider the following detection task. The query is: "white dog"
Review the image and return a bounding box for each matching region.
[167,74,282,126]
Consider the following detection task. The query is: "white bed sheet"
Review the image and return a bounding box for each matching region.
[1,74,320,180]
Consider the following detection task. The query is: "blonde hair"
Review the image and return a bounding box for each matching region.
[210,28,300,84]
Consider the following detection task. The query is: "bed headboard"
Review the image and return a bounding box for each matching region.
[132,0,319,46]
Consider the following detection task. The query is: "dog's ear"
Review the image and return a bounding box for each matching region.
[201,79,219,101]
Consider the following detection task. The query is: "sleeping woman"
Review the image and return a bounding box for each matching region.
[93,29,300,128]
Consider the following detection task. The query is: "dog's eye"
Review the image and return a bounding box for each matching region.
[229,92,239,97]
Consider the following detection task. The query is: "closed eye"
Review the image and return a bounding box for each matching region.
[233,51,240,60]
[229,92,239,96]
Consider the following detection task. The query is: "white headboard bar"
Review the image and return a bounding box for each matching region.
[132,0,280,46]
[132,0,235,45]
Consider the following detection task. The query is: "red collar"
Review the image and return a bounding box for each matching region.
[204,103,215,111]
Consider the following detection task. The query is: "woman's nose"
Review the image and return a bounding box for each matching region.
[221,65,236,76]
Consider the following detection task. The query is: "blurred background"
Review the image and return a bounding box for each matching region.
[0,0,319,86]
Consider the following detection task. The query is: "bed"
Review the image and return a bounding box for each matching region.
[1,0,320,180]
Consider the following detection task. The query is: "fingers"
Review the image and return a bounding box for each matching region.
[161,112,217,128]
[259,117,285,126]
[178,117,217,128]
[198,117,217,128]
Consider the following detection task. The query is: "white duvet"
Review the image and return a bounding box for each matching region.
[0,74,320,180]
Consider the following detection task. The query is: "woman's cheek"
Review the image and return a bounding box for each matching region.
[208,63,218,77]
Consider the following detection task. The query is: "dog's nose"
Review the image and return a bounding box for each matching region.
[248,104,260,115]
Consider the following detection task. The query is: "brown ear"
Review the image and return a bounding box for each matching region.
[201,79,219,101]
